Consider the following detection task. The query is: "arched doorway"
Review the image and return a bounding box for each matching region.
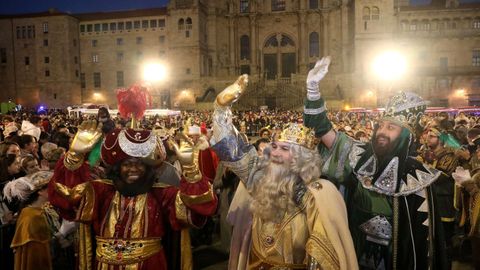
[262,33,297,80]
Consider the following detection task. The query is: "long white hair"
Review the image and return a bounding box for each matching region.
[250,143,322,223]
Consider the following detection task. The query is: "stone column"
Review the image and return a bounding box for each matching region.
[228,16,236,75]
[249,15,258,75]
[298,11,307,74]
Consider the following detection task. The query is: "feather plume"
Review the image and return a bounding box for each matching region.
[3,177,34,202]
[116,84,152,120]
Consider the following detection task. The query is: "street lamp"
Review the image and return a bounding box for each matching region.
[371,50,407,107]
[141,61,169,108]
[93,92,101,103]
[372,51,407,81]
[142,62,168,83]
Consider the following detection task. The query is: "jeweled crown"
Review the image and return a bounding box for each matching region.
[277,123,316,149]
[383,92,428,133]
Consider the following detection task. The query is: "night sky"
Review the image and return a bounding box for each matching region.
[1,0,480,15]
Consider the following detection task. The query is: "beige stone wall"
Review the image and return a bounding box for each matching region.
[1,0,479,109]
[0,14,81,108]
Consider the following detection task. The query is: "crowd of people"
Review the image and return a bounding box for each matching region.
[0,56,479,270]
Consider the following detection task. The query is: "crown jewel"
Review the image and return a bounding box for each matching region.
[277,123,316,149]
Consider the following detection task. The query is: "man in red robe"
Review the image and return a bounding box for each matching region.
[49,121,217,270]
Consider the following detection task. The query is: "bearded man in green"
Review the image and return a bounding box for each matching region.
[303,56,448,270]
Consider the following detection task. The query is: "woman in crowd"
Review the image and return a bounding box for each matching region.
[3,171,56,270]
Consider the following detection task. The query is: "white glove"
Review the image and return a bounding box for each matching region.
[59,220,78,237]
[306,56,331,101]
[452,166,471,186]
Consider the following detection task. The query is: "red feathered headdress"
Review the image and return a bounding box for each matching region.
[116,84,152,120]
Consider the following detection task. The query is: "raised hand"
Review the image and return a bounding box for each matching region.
[216,74,249,106]
[70,120,103,154]
[306,56,331,100]
[452,166,471,186]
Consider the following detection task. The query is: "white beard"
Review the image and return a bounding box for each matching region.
[250,161,297,223]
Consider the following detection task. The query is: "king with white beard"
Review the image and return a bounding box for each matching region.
[210,75,358,270]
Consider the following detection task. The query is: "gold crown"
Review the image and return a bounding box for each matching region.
[276,123,316,149]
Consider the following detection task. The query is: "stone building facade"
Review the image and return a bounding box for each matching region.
[0,0,479,109]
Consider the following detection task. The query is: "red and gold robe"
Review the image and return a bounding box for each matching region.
[49,159,217,270]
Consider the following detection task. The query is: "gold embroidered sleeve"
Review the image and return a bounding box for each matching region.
[175,192,189,224]
[76,183,95,222]
[55,182,95,222]
[55,182,89,202]
[304,192,340,270]
[179,184,215,207]
[63,151,85,171]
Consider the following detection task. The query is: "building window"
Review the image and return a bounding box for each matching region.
[87,24,93,32]
[44,56,49,64]
[186,18,192,30]
[421,20,430,31]
[126,21,133,30]
[136,37,143,44]
[22,26,26,38]
[142,20,149,28]
[186,31,190,38]
[74,56,78,64]
[178,18,185,30]
[401,20,408,31]
[186,68,191,74]
[240,35,250,60]
[45,70,50,77]
[117,38,124,45]
[75,70,79,77]
[25,57,30,65]
[80,73,86,88]
[240,65,250,75]
[372,7,379,20]
[150,20,157,28]
[309,32,319,57]
[117,52,124,62]
[309,0,318,9]
[80,25,85,32]
[110,23,117,31]
[92,39,98,47]
[159,35,165,43]
[93,72,101,88]
[473,20,480,29]
[16,27,20,39]
[27,26,33,38]
[272,0,286,11]
[94,24,101,32]
[134,21,141,29]
[92,54,99,63]
[473,50,480,66]
[118,22,125,30]
[43,22,48,33]
[410,21,417,31]
[240,0,249,13]
[362,7,370,20]
[0,48,6,63]
[102,23,108,31]
[116,71,124,87]
[159,19,166,27]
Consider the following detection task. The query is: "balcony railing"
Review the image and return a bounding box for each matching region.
[416,65,480,76]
